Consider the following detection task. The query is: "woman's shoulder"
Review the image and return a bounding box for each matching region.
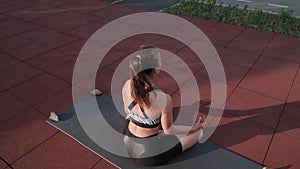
[149,88,165,96]
[122,80,131,90]
[149,89,170,110]
[150,88,170,99]
[122,80,132,99]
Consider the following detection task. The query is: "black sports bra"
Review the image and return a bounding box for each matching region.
[127,100,161,128]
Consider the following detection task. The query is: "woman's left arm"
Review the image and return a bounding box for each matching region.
[122,82,129,119]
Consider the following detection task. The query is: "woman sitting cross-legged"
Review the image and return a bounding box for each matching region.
[122,45,206,166]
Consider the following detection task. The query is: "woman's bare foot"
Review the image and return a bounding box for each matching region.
[190,116,206,132]
[199,116,206,128]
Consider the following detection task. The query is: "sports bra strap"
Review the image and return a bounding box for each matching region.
[128,100,137,111]
[140,107,149,119]
[128,100,149,119]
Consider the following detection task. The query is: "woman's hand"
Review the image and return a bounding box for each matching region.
[190,115,206,132]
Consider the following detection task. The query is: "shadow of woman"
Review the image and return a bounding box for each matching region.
[171,100,300,169]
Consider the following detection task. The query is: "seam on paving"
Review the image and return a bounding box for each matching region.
[237,86,287,102]
[232,33,275,103]
[37,81,71,103]
[0,58,75,118]
[223,32,275,165]
[166,24,271,165]
[209,140,263,166]
[60,8,113,36]
[205,22,218,31]
[30,85,72,117]
[211,28,274,102]
[0,4,110,55]
[2,1,298,168]
[0,26,39,41]
[226,45,300,65]
[0,69,44,91]
[169,73,194,97]
[46,121,121,169]
[0,3,61,41]
[261,100,286,165]
[0,4,135,110]
[0,156,14,169]
[9,131,60,166]
[1,42,80,87]
[0,1,40,16]
[1,52,74,89]
[168,47,208,96]
[169,25,247,105]
[0,13,84,123]
[212,23,247,48]
[3,83,71,120]
[90,158,103,169]
[2,69,71,101]
[262,63,300,165]
[232,31,274,98]
[0,100,31,126]
[225,46,261,55]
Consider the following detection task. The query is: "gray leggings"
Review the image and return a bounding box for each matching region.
[123,127,182,166]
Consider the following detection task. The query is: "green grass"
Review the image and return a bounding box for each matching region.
[164,0,300,37]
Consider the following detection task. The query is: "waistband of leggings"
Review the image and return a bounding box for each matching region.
[125,127,158,138]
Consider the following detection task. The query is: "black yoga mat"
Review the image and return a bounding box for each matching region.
[47,94,263,169]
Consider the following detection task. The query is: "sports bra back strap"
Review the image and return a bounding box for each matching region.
[128,100,149,119]
[128,100,137,110]
[140,107,149,119]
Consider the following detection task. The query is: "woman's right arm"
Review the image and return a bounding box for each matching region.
[161,94,203,135]
[161,94,174,134]
[122,80,130,118]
